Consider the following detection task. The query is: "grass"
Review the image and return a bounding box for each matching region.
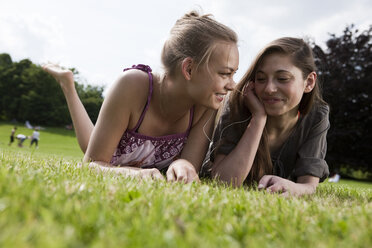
[330,178,372,189]
[1,123,371,247]
[0,122,83,160]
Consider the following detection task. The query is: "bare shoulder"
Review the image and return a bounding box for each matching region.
[110,69,150,97]
[105,69,154,110]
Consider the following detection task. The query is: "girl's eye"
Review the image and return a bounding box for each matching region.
[278,78,290,82]
[220,73,232,78]
[255,78,266,83]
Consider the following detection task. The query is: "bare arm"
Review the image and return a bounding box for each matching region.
[83,74,132,163]
[181,108,217,172]
[86,161,164,180]
[166,108,217,183]
[83,72,164,180]
[211,82,267,187]
[212,116,266,186]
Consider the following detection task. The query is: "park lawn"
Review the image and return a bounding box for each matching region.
[329,178,372,189]
[0,123,371,247]
[0,122,83,160]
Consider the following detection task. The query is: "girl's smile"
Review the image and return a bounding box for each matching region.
[262,96,284,104]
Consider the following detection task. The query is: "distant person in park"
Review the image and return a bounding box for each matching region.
[8,126,17,146]
[30,127,40,148]
[328,169,340,183]
[43,11,239,183]
[25,120,33,129]
[203,37,330,196]
[328,173,340,183]
[16,134,28,147]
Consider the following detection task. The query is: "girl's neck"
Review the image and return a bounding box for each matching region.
[153,73,194,122]
[266,108,299,138]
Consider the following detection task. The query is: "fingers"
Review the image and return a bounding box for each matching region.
[280,191,290,198]
[138,161,201,184]
[170,163,187,183]
[187,170,200,183]
[247,81,255,91]
[151,169,165,180]
[166,160,200,184]
[266,183,283,193]
[140,168,165,181]
[166,167,176,182]
[258,175,273,190]
[242,83,248,95]
[259,176,289,195]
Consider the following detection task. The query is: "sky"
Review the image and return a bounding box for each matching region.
[1,0,371,92]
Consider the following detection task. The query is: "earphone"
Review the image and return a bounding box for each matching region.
[202,110,251,157]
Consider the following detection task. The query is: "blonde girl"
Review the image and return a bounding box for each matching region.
[44,11,239,183]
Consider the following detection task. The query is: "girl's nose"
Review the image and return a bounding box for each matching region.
[264,79,277,94]
[225,79,236,91]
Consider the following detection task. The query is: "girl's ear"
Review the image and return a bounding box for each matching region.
[181,57,193,80]
[304,71,317,93]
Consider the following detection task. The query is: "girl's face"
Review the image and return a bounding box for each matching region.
[189,42,239,109]
[254,53,314,117]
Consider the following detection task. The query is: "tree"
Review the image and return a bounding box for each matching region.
[0,54,104,126]
[312,25,372,177]
[76,84,104,124]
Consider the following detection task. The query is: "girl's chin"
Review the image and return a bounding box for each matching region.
[264,109,284,117]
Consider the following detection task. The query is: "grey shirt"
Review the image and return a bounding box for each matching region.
[204,103,330,183]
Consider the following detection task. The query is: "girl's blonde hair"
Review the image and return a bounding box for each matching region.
[161,11,238,76]
[217,37,327,185]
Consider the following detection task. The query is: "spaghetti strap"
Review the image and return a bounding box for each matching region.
[123,64,153,132]
[111,64,195,169]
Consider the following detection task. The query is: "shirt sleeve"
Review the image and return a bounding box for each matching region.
[293,104,330,182]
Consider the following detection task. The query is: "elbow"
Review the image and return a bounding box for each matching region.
[83,154,90,163]
[210,165,219,179]
[210,159,245,187]
[308,182,319,194]
[299,182,318,196]
[230,177,243,188]
[211,167,242,188]
[296,176,320,195]
[83,150,111,165]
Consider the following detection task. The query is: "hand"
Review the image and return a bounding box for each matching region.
[138,168,165,181]
[166,159,200,183]
[258,175,296,197]
[243,81,266,118]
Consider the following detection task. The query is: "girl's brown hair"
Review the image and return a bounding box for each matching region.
[161,11,237,76]
[218,37,327,185]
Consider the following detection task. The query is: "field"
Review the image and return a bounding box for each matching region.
[1,123,371,247]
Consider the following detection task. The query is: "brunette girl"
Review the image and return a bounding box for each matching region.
[206,37,329,196]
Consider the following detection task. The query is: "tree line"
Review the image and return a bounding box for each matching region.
[0,24,371,177]
[312,24,372,178]
[0,55,103,126]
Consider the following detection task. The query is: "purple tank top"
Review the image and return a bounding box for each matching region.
[110,64,194,170]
